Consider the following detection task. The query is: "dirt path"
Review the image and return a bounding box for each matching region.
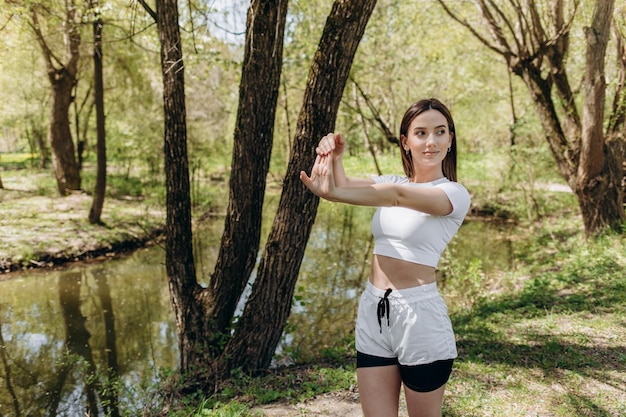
[254,390,363,416]
[253,388,410,416]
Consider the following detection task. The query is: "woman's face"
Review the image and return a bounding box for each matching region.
[401,109,452,170]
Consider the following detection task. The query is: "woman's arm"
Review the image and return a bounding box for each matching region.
[329,182,452,216]
[300,154,452,216]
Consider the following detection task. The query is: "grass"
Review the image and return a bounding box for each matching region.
[443,229,626,417]
[0,161,227,271]
[0,166,168,271]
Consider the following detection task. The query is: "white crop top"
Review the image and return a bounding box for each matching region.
[371,175,471,268]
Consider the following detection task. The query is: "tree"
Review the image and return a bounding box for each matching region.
[141,0,377,390]
[208,0,291,347]
[222,0,377,375]
[88,0,106,224]
[148,0,198,387]
[436,0,625,236]
[142,0,291,385]
[27,0,83,195]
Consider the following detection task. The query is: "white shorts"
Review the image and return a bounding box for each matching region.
[355,281,457,366]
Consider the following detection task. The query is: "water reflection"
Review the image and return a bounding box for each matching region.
[0,250,176,416]
[0,204,515,415]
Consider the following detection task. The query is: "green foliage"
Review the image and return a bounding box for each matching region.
[160,362,356,416]
[0,152,37,168]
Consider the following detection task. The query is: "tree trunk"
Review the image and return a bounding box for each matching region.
[576,0,624,234]
[49,71,82,195]
[223,0,378,374]
[35,126,49,169]
[154,0,199,379]
[89,9,106,224]
[29,5,82,195]
[209,0,290,337]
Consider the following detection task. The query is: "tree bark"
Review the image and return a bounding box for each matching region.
[154,0,199,376]
[223,0,378,374]
[89,7,107,224]
[209,0,290,337]
[576,0,623,234]
[29,4,82,195]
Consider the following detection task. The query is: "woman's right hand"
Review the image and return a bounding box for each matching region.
[299,154,335,200]
[316,133,345,161]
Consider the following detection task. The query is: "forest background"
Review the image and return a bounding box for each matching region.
[0,0,625,416]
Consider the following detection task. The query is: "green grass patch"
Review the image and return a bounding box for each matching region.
[443,230,626,417]
[0,152,38,168]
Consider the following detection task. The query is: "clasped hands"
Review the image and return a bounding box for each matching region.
[299,133,342,200]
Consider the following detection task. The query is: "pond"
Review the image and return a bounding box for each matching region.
[0,204,518,416]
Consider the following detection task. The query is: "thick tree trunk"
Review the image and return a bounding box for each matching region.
[49,71,81,195]
[223,0,378,374]
[209,0,290,335]
[576,0,624,234]
[154,0,199,375]
[89,12,107,224]
[30,5,82,195]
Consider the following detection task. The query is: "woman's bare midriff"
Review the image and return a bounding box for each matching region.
[370,254,436,290]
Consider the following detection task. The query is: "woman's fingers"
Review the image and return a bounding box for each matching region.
[316,133,337,156]
[300,154,333,197]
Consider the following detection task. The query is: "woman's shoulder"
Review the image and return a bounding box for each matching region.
[435,179,471,216]
[436,179,469,192]
[371,174,409,184]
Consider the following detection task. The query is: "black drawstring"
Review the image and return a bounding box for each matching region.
[377,288,392,333]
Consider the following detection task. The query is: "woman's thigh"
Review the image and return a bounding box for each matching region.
[404,384,446,417]
[357,365,402,417]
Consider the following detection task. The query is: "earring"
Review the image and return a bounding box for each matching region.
[447,147,451,153]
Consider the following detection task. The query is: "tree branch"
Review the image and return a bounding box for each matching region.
[350,77,398,145]
[608,22,626,135]
[137,0,157,22]
[435,0,509,58]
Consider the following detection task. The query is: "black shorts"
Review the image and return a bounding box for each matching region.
[357,351,454,393]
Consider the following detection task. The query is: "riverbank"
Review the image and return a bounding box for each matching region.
[0,189,165,274]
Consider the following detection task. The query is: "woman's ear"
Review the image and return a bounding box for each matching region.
[400,134,408,151]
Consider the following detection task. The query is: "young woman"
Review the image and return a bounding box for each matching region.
[300,98,471,417]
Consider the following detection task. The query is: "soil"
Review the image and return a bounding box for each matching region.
[253,390,364,417]
[254,388,411,416]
